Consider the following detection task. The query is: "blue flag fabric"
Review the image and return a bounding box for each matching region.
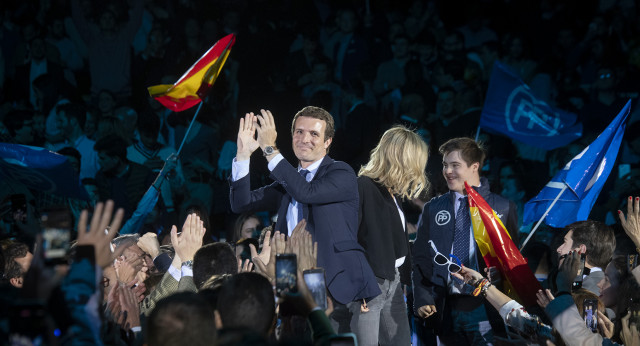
[480,61,582,150]
[0,143,89,201]
[523,100,631,228]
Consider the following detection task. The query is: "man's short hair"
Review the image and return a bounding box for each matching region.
[2,242,28,282]
[566,220,615,268]
[291,106,335,142]
[94,133,128,161]
[193,242,238,289]
[57,103,87,129]
[111,234,140,251]
[147,292,216,346]
[216,272,275,335]
[57,147,82,162]
[439,137,486,168]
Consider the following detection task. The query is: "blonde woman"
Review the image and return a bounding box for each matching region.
[353,125,429,346]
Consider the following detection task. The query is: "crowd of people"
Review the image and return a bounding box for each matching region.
[1,0,640,345]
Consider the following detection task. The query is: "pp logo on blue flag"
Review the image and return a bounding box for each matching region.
[480,61,582,150]
[506,86,564,136]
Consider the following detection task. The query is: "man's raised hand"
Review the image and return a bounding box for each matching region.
[236,112,260,161]
[170,213,205,262]
[255,109,278,151]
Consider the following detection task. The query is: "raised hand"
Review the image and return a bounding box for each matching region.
[250,230,271,272]
[137,233,161,259]
[289,220,317,272]
[556,250,582,292]
[253,231,285,281]
[114,255,142,284]
[236,112,260,161]
[255,109,278,151]
[238,258,254,273]
[77,200,125,269]
[619,196,640,249]
[170,213,205,262]
[161,153,178,175]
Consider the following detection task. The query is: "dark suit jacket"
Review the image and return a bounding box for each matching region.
[412,177,519,326]
[357,176,410,284]
[230,155,380,304]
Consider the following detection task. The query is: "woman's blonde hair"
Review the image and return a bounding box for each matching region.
[359,125,429,200]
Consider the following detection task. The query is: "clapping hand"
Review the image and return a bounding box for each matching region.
[238,258,254,273]
[250,230,271,274]
[288,219,317,271]
[170,213,205,262]
[137,233,160,259]
[236,112,260,161]
[114,255,142,284]
[255,109,278,152]
[253,230,285,281]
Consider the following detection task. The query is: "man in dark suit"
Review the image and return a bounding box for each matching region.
[229,106,380,332]
[412,137,519,345]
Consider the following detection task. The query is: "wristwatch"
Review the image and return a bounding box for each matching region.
[181,260,193,269]
[263,145,277,156]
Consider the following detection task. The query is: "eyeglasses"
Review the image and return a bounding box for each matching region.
[429,240,462,273]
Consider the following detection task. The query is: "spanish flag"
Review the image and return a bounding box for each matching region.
[465,182,542,308]
[148,33,236,112]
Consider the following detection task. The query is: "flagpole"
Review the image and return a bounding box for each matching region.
[520,184,568,251]
[176,101,204,156]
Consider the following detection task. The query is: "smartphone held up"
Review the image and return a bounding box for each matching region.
[303,268,327,310]
[276,253,297,295]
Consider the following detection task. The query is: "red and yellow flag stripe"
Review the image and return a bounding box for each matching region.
[465,182,542,308]
[148,33,236,112]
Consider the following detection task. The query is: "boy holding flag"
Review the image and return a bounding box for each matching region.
[412,137,519,345]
